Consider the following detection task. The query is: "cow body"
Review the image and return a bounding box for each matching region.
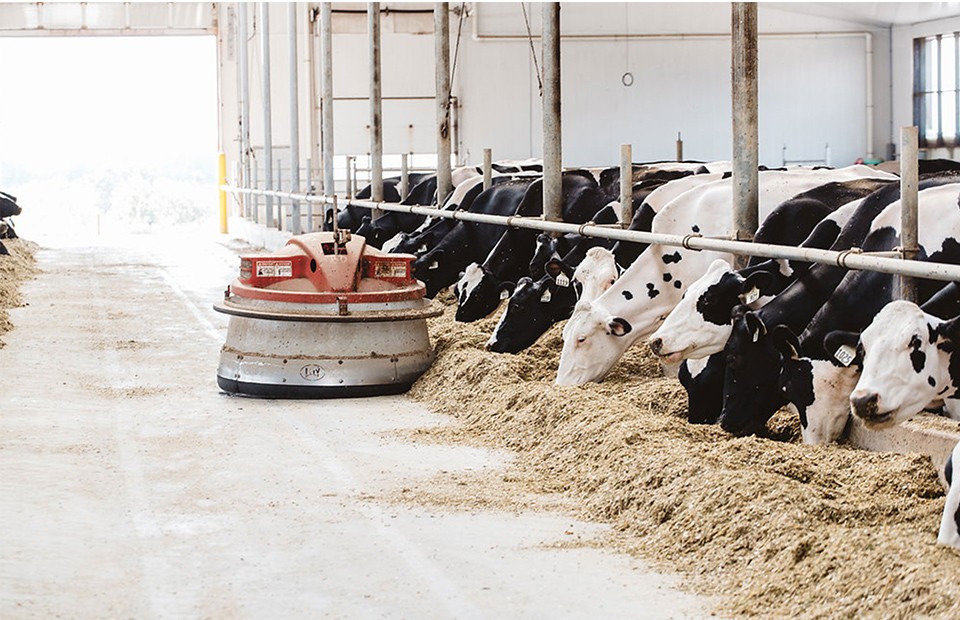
[556,165,897,386]
[940,443,960,549]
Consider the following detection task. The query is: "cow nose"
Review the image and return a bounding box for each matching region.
[850,391,879,418]
[649,337,663,356]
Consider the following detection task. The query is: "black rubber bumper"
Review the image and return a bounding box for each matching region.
[217,375,414,399]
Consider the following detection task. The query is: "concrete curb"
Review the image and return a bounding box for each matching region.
[847,414,960,488]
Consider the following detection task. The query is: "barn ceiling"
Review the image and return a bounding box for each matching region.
[769,2,960,27]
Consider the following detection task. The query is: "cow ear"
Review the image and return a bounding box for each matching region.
[607,317,633,337]
[499,281,516,299]
[823,330,861,366]
[744,311,767,343]
[771,325,801,360]
[362,215,371,225]
[741,270,773,295]
[935,316,960,349]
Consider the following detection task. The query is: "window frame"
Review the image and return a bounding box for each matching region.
[914,32,960,149]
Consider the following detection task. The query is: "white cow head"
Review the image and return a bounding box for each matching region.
[847,300,959,428]
[572,247,619,303]
[556,300,635,385]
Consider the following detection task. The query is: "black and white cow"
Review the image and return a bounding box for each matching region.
[555,165,898,386]
[0,191,22,256]
[354,173,438,248]
[719,178,960,439]
[941,443,960,548]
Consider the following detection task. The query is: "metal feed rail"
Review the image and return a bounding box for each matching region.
[222,185,960,284]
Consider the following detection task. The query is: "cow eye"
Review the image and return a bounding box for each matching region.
[577,336,587,344]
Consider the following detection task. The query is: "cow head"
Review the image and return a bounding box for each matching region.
[572,247,619,303]
[0,194,21,219]
[555,301,636,385]
[412,248,454,298]
[649,259,774,362]
[529,233,558,280]
[355,216,391,249]
[678,354,724,424]
[718,307,786,436]
[848,300,958,428]
[485,275,577,354]
[455,263,513,322]
[774,326,857,444]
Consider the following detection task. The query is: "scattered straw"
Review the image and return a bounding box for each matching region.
[0,238,39,347]
[406,303,960,619]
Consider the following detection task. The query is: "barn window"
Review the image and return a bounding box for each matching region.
[914,33,960,148]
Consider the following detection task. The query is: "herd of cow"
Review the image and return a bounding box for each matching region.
[0,190,22,255]
[340,157,960,549]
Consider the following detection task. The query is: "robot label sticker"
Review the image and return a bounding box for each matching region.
[374,261,408,279]
[300,364,325,381]
[256,261,293,278]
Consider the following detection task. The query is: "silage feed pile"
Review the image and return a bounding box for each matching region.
[408,301,960,619]
[0,239,38,346]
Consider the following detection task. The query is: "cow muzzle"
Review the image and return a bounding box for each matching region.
[849,391,889,425]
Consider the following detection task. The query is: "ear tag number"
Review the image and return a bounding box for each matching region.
[499,289,511,300]
[741,287,760,305]
[555,273,570,287]
[834,345,855,367]
[428,261,439,270]
[540,289,552,303]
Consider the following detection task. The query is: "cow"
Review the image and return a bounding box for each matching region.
[455,204,619,323]
[0,191,22,256]
[719,179,960,439]
[648,178,894,363]
[555,165,898,386]
[415,170,623,299]
[354,173,439,247]
[941,443,960,549]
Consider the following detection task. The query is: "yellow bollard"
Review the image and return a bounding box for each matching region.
[218,152,228,234]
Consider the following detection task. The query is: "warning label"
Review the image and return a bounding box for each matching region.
[256,261,293,278]
[374,262,408,279]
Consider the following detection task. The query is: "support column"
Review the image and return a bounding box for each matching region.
[620,144,632,226]
[435,3,452,204]
[288,2,301,235]
[321,2,335,229]
[900,126,920,303]
[541,2,562,225]
[238,2,251,219]
[259,2,275,228]
[731,2,758,269]
[368,2,384,218]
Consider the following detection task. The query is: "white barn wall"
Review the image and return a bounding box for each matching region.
[217,2,904,199]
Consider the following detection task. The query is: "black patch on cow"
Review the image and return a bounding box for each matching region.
[909,334,926,373]
[779,357,815,430]
[930,323,939,344]
[946,452,953,486]
[663,273,672,282]
[662,251,682,264]
[674,281,682,289]
[622,290,633,300]
[646,283,660,299]
[696,272,744,326]
[929,376,937,387]
[692,225,700,233]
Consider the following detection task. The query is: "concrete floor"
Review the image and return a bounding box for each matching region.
[0,228,714,619]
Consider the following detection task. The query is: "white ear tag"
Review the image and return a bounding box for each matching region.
[555,273,570,287]
[834,345,855,367]
[428,261,439,270]
[752,329,760,343]
[540,289,552,303]
[741,287,760,305]
[499,289,511,300]
[419,244,428,253]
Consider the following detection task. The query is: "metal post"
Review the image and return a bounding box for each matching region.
[900,126,920,303]
[400,153,409,199]
[238,2,251,219]
[305,157,314,231]
[252,163,259,223]
[731,2,758,270]
[368,2,384,218]
[541,2,563,225]
[676,132,683,162]
[435,2,453,204]
[307,6,320,196]
[620,144,633,226]
[346,155,355,198]
[482,148,492,190]
[288,3,301,235]
[218,152,228,233]
[259,2,275,229]
[276,157,283,230]
[321,1,335,229]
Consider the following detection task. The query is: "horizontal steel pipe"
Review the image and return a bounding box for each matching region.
[221,186,960,284]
